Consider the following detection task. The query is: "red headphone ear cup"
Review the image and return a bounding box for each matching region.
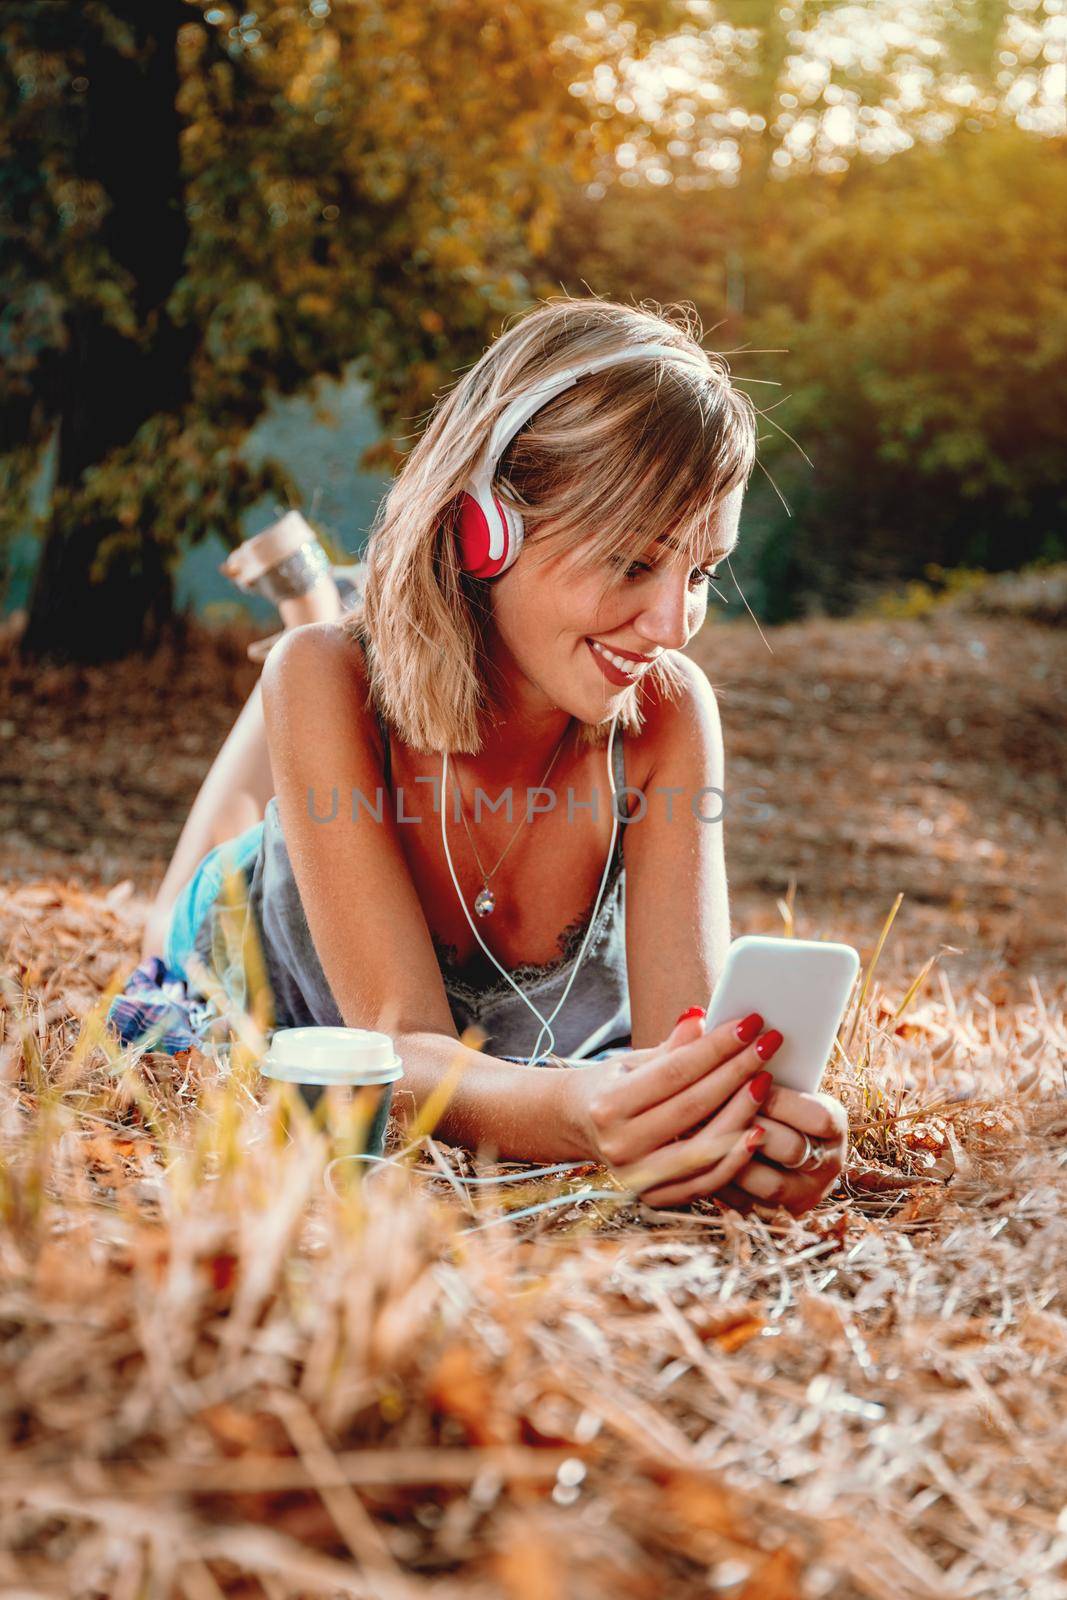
[455,492,492,576]
[455,490,517,578]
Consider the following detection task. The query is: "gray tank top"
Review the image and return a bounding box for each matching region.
[197,651,632,1062]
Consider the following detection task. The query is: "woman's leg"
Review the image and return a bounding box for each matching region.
[141,678,275,962]
[140,575,347,964]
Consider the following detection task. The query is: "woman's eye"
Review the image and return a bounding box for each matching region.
[691,567,723,589]
[605,555,652,582]
[608,555,721,589]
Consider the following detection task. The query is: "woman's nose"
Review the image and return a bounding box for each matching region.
[633,570,694,651]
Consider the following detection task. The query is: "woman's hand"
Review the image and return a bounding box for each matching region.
[712,1083,849,1217]
[564,1007,786,1205]
[565,1010,850,1213]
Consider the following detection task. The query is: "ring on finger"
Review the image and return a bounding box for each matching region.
[778,1132,820,1172]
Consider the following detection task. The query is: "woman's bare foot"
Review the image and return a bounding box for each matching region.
[220,511,345,628]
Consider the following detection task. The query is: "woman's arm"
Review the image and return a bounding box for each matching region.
[141,568,350,962]
[388,1031,599,1163]
[621,656,850,1212]
[623,653,732,1049]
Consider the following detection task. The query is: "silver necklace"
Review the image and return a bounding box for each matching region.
[450,723,572,917]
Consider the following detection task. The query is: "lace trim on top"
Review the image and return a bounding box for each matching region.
[430,840,625,1008]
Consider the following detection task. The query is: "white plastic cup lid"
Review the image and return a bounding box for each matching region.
[260,1026,404,1086]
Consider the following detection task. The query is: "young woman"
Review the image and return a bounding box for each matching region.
[162,297,849,1214]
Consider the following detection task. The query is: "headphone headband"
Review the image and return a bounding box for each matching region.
[482,341,707,478]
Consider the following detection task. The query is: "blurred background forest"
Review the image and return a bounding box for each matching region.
[2,0,1064,660]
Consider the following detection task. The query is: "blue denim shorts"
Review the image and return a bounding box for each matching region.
[163,820,265,984]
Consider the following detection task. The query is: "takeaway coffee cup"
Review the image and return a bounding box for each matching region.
[260,1026,403,1160]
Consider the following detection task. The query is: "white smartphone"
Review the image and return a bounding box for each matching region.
[703,935,861,1095]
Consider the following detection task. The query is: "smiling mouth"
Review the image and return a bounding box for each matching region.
[585,637,656,681]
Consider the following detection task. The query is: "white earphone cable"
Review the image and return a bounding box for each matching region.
[316,712,632,1227]
[323,1146,636,1233]
[439,713,622,1067]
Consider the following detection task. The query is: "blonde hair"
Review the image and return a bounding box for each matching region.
[344,295,758,754]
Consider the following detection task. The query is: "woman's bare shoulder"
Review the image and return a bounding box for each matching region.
[259,619,385,764]
[630,651,721,789]
[260,615,363,666]
[259,618,371,691]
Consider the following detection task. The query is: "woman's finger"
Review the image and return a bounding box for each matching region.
[606,1014,768,1120]
[610,1006,709,1076]
[598,1034,779,1168]
[727,1142,846,1214]
[712,1158,843,1218]
[614,1056,775,1167]
[743,1114,823,1172]
[602,1009,698,1078]
[613,1079,763,1194]
[756,1083,848,1141]
[637,1126,765,1210]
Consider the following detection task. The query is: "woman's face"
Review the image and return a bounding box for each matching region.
[487,482,744,726]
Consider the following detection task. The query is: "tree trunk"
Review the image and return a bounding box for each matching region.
[19,1,192,665]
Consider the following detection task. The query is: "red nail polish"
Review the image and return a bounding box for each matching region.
[749,1070,773,1103]
[755,1029,783,1061]
[746,1127,765,1152]
[735,1011,763,1044]
[676,1006,706,1026]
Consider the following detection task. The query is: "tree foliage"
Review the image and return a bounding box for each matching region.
[745,123,1067,615]
[544,120,1065,618]
[0,0,633,660]
[1,0,1061,652]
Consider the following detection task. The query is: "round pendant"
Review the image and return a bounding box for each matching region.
[473,885,496,917]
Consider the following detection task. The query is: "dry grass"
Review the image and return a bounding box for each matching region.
[2,609,1065,1596]
[2,874,1065,1600]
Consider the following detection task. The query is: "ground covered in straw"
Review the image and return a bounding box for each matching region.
[1,609,1065,1597]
